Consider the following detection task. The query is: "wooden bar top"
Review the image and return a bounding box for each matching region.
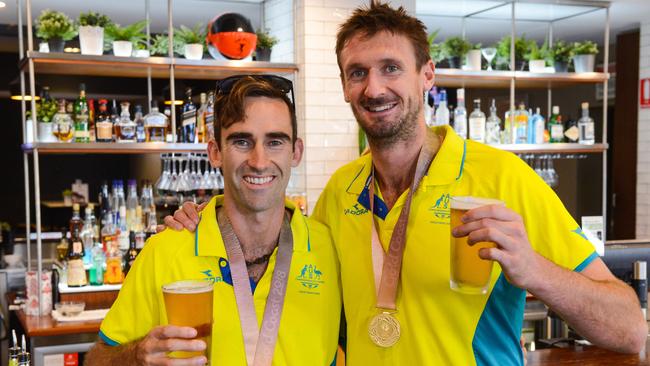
[528,338,650,365]
[16,309,101,338]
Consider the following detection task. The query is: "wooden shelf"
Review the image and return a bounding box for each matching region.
[41,201,98,208]
[22,142,207,154]
[434,68,609,89]
[21,51,298,79]
[495,143,608,154]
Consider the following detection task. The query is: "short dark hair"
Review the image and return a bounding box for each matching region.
[213,76,297,149]
[335,1,431,77]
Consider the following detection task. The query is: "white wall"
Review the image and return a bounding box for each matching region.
[638,20,650,238]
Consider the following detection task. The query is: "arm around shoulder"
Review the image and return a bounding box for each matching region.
[85,339,139,366]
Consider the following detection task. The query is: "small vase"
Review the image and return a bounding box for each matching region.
[554,61,569,73]
[183,44,203,60]
[255,47,272,62]
[528,60,546,73]
[37,122,57,142]
[79,26,104,55]
[47,37,65,53]
[465,50,481,71]
[447,56,462,69]
[113,41,133,57]
[573,54,596,73]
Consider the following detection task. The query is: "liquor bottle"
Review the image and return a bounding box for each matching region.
[89,241,105,286]
[163,107,173,142]
[197,93,208,143]
[124,231,139,275]
[9,330,20,366]
[144,101,168,142]
[104,233,124,284]
[526,109,534,144]
[41,85,52,103]
[182,88,197,143]
[485,99,501,145]
[126,179,139,232]
[549,106,564,143]
[116,182,129,252]
[530,108,546,144]
[69,203,84,237]
[67,227,87,287]
[578,102,595,145]
[110,99,120,141]
[81,205,95,266]
[453,89,467,139]
[98,181,110,228]
[101,210,117,254]
[564,116,579,143]
[52,99,74,143]
[88,98,96,142]
[513,103,528,144]
[134,105,146,143]
[469,98,486,143]
[74,84,90,143]
[205,91,215,141]
[17,335,30,366]
[434,89,449,126]
[116,102,136,142]
[424,90,433,127]
[87,203,99,242]
[95,99,113,142]
[140,181,157,235]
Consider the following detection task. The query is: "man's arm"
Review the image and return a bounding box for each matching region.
[454,205,647,354]
[85,326,207,366]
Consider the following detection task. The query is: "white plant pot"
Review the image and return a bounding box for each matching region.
[573,54,596,73]
[113,41,133,57]
[37,122,57,142]
[79,25,104,55]
[25,118,34,143]
[38,42,49,53]
[465,50,482,71]
[528,59,546,73]
[133,49,150,58]
[184,44,203,60]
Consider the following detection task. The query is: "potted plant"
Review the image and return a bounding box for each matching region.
[78,11,112,55]
[550,40,573,73]
[427,30,445,66]
[441,36,471,69]
[466,42,482,71]
[496,35,529,71]
[35,10,77,53]
[105,20,147,57]
[255,28,278,62]
[27,98,58,142]
[526,39,550,73]
[174,24,206,60]
[572,40,598,73]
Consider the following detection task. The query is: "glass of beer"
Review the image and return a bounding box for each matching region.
[162,280,214,360]
[450,196,505,295]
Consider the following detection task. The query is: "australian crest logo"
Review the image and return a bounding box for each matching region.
[296,264,324,294]
[344,203,369,216]
[428,193,450,223]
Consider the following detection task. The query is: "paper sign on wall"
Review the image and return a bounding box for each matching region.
[582,216,604,256]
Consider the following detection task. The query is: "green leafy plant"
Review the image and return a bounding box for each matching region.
[525,39,550,61]
[471,42,482,50]
[36,9,77,41]
[573,40,598,55]
[0,222,10,232]
[427,29,444,63]
[78,11,112,27]
[256,28,278,49]
[174,23,206,45]
[495,35,530,69]
[26,99,58,123]
[105,20,147,43]
[550,40,574,63]
[441,36,471,58]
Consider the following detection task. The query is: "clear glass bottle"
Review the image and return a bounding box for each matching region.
[469,98,486,143]
[513,102,528,144]
[453,89,467,139]
[485,99,501,145]
[134,105,146,143]
[81,205,95,266]
[89,241,105,286]
[434,89,449,126]
[95,99,113,142]
[53,99,74,143]
[126,179,139,232]
[578,102,595,145]
[144,101,168,142]
[549,106,564,143]
[116,102,136,142]
[530,108,546,144]
[205,91,215,141]
[197,93,208,143]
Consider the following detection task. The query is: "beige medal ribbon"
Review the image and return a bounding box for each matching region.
[217,207,293,366]
[368,129,437,347]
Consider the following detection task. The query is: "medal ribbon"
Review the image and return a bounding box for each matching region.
[217,208,293,366]
[369,129,436,309]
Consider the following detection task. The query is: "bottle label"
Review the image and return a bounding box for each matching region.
[105,257,123,284]
[72,241,82,254]
[469,117,486,142]
[96,122,113,140]
[551,124,564,140]
[565,126,579,142]
[182,110,196,127]
[67,259,87,286]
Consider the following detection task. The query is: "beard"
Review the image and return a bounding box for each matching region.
[352,95,421,149]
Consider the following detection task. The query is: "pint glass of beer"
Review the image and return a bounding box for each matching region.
[450,196,505,295]
[162,280,214,360]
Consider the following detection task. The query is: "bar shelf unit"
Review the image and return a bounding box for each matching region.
[22,142,208,154]
[434,68,610,89]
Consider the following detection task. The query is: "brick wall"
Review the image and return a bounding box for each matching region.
[638,21,650,238]
[264,0,294,63]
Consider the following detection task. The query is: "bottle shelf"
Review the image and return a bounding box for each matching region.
[22,142,207,154]
[434,68,609,89]
[495,142,608,154]
[20,51,298,80]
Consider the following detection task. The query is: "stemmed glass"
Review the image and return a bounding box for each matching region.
[481,47,497,71]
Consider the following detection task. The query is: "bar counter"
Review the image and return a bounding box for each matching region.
[528,338,650,365]
[16,309,101,337]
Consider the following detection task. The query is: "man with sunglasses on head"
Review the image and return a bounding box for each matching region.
[85,75,341,366]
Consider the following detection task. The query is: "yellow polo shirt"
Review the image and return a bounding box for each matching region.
[100,196,341,365]
[312,125,597,366]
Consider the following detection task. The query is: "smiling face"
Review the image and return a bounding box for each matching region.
[208,96,303,214]
[339,31,435,148]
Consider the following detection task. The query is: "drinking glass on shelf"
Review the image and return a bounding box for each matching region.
[481,47,497,71]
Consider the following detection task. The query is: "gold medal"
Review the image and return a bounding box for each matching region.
[368,311,400,347]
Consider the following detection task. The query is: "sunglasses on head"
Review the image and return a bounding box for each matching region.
[215,75,295,106]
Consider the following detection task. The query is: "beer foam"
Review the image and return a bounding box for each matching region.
[450,196,504,211]
[162,280,213,294]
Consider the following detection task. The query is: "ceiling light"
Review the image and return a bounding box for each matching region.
[0,2,6,8]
